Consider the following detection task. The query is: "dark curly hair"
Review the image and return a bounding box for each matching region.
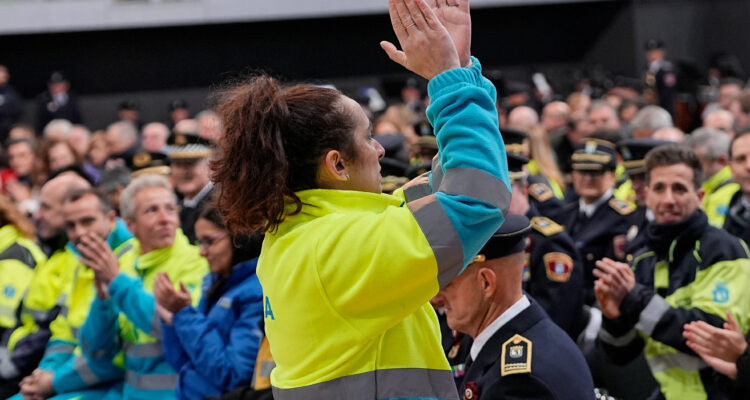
[211,75,358,235]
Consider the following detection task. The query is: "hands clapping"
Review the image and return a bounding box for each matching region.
[381,0,467,80]
[153,272,192,324]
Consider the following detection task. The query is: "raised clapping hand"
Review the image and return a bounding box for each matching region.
[426,0,471,68]
[153,272,191,319]
[593,257,636,319]
[381,0,461,80]
[683,310,748,380]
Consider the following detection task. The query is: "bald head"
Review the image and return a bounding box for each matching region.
[35,174,91,240]
[541,101,570,133]
[106,121,138,157]
[508,106,540,131]
[652,126,685,142]
[703,109,735,137]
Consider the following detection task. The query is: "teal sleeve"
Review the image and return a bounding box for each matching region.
[422,57,510,273]
[79,297,120,363]
[108,273,158,336]
[52,353,124,394]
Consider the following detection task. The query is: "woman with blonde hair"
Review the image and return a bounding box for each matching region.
[526,125,567,198]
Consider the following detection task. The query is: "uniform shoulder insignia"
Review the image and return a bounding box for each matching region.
[608,198,636,216]
[543,252,574,282]
[529,183,553,202]
[530,216,563,237]
[501,334,532,376]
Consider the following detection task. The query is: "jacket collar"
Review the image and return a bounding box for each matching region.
[275,189,404,236]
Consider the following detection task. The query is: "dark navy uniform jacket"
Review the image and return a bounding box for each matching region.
[723,190,750,242]
[565,194,640,305]
[524,208,584,338]
[459,299,594,400]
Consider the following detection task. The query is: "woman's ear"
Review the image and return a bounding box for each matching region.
[317,149,349,188]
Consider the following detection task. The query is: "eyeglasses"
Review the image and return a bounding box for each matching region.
[196,231,227,248]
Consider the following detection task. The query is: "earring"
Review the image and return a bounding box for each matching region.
[345,173,350,180]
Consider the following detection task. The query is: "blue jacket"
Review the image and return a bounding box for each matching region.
[162,258,264,400]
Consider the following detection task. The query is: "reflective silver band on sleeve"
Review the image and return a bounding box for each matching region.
[439,167,511,212]
[73,355,101,385]
[408,195,464,289]
[598,328,638,347]
[272,368,457,400]
[647,353,707,373]
[125,370,178,390]
[431,156,443,190]
[635,295,671,336]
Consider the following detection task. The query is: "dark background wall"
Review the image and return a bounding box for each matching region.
[1,0,749,129]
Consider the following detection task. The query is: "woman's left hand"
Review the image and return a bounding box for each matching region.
[153,272,192,314]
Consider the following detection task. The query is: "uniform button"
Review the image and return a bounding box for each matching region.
[587,253,594,261]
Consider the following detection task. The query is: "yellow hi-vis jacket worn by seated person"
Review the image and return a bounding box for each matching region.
[259,58,511,400]
[79,229,207,400]
[0,224,47,331]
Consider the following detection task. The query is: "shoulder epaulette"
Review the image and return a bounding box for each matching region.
[501,334,532,376]
[529,183,553,202]
[0,243,36,269]
[609,198,636,216]
[530,216,564,237]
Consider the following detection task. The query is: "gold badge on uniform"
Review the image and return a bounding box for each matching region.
[133,152,151,168]
[501,334,532,376]
[543,252,574,282]
[529,183,553,202]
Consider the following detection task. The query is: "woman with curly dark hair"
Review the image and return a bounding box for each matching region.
[210,0,511,398]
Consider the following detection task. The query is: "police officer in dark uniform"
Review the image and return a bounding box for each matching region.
[505,153,584,338]
[433,214,594,400]
[644,39,677,116]
[564,139,640,306]
[167,127,214,242]
[617,139,673,262]
[35,71,82,134]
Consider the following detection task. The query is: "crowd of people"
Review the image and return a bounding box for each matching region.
[0,0,749,399]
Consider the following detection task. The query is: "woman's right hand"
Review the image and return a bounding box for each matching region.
[380,0,461,80]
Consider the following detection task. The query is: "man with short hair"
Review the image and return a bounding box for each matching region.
[77,174,207,399]
[587,101,621,134]
[14,187,137,400]
[703,108,736,138]
[432,214,593,399]
[105,121,139,166]
[723,130,750,241]
[141,122,170,154]
[630,105,673,138]
[595,144,750,399]
[685,127,740,227]
[0,174,90,395]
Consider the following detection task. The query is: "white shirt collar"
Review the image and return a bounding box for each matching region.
[182,181,214,208]
[579,188,613,217]
[646,208,655,222]
[469,295,530,361]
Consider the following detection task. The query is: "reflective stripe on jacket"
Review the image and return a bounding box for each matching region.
[80,229,207,400]
[260,58,510,399]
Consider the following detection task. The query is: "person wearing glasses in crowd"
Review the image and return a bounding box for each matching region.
[154,206,264,400]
